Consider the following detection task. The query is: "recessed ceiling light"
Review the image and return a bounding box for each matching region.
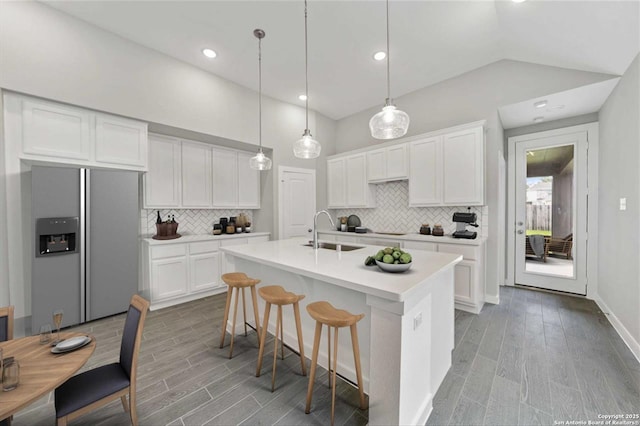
[534,100,547,109]
[373,51,386,61]
[298,94,307,101]
[512,0,527,3]
[533,117,544,123]
[202,48,217,59]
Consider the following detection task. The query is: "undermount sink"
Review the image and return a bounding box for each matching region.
[302,242,365,251]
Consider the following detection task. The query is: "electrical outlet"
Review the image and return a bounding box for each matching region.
[413,312,423,330]
[620,197,627,211]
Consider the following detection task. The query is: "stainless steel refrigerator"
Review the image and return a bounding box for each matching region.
[31,166,139,331]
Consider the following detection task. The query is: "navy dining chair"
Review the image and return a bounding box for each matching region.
[0,305,14,342]
[54,295,149,426]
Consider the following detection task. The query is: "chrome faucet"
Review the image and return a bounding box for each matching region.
[312,210,335,249]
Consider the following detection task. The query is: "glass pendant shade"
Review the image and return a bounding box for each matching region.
[293,129,321,159]
[369,100,410,140]
[249,150,272,171]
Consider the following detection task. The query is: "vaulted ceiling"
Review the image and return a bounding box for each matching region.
[44,1,639,120]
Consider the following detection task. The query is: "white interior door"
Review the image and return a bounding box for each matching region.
[279,167,316,240]
[512,131,588,294]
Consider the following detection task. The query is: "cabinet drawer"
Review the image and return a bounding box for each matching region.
[403,241,437,252]
[151,244,187,260]
[221,238,249,247]
[438,244,477,260]
[189,240,220,255]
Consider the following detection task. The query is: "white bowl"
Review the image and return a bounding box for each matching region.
[375,260,412,273]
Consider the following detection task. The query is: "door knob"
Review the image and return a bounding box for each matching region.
[308,229,312,232]
[517,230,524,234]
[517,221,523,226]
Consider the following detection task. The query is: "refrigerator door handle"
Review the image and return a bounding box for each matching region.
[80,168,88,323]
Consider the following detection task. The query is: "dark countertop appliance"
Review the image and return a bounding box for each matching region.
[452,211,479,239]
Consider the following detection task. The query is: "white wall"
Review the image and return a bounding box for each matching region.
[334,59,616,303]
[0,1,337,317]
[597,54,640,355]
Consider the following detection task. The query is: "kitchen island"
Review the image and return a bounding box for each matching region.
[221,237,462,425]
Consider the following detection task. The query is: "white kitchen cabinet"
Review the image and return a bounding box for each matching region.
[142,234,270,310]
[367,144,408,183]
[181,141,212,207]
[442,127,484,205]
[327,158,346,208]
[402,240,438,252]
[21,97,92,161]
[95,113,148,168]
[334,234,358,244]
[328,154,375,208]
[237,151,260,208]
[144,134,181,208]
[11,93,148,171]
[212,147,237,207]
[409,125,484,207]
[438,242,485,314]
[409,137,443,206]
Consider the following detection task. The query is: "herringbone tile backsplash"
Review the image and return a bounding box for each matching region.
[332,181,488,236]
[141,209,253,236]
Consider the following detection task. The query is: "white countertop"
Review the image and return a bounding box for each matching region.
[318,229,486,246]
[142,232,270,246]
[220,237,462,302]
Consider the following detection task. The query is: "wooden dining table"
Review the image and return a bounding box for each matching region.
[0,332,96,421]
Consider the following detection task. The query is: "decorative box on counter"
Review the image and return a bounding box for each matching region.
[153,212,180,240]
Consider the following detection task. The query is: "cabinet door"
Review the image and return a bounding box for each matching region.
[181,141,212,207]
[144,134,181,208]
[367,149,386,182]
[190,252,220,293]
[453,261,475,304]
[346,154,369,207]
[22,98,91,161]
[409,137,442,206]
[386,144,407,180]
[95,113,148,169]
[151,257,188,301]
[212,148,238,207]
[403,241,437,251]
[443,127,484,205]
[327,158,346,208]
[237,151,260,208]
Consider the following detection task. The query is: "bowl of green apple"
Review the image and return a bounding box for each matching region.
[364,247,412,273]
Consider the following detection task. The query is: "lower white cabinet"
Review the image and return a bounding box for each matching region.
[317,231,486,313]
[143,234,270,310]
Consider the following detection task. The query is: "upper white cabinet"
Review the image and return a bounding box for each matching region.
[10,93,148,171]
[212,147,238,208]
[327,158,346,208]
[327,154,376,209]
[442,127,484,205]
[409,137,442,206]
[143,138,260,209]
[367,144,407,183]
[21,98,92,161]
[237,151,260,208]
[181,141,212,208]
[144,134,181,208]
[409,125,484,206]
[95,114,148,168]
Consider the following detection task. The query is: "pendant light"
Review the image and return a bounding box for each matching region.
[369,0,409,140]
[293,0,321,159]
[250,29,272,171]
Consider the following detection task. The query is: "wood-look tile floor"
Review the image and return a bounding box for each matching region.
[13,286,640,425]
[12,293,368,426]
[428,286,640,426]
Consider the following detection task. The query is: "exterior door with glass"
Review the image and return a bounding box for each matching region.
[512,131,588,295]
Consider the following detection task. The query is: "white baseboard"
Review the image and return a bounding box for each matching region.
[485,294,500,305]
[594,295,640,363]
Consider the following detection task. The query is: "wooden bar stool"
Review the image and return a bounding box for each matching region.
[219,272,261,359]
[256,285,307,391]
[305,301,366,426]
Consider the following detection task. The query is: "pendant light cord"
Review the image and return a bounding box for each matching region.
[258,35,263,152]
[386,0,391,101]
[304,0,309,131]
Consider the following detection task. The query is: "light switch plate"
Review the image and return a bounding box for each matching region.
[413,312,423,330]
[620,197,627,211]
